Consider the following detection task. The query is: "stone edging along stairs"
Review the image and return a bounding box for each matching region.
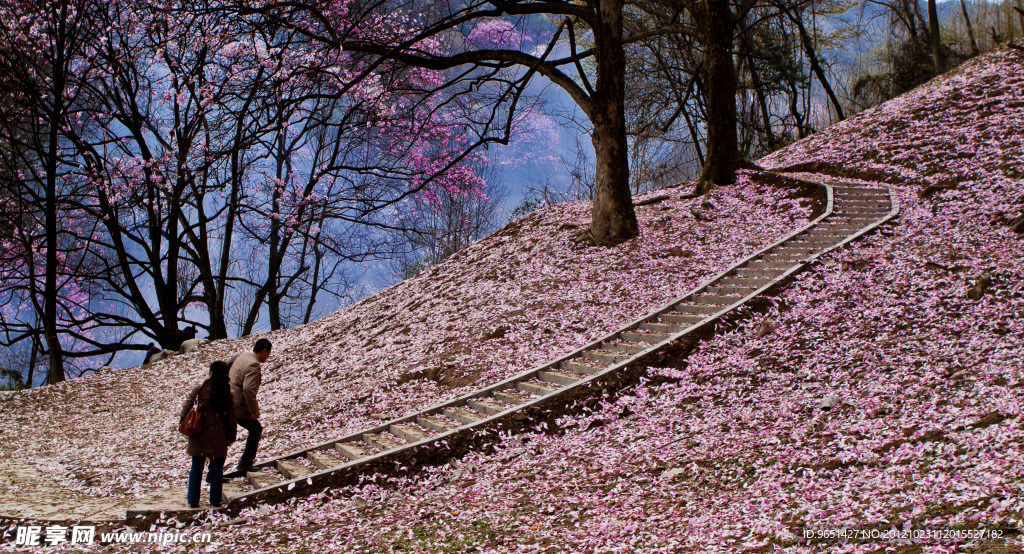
[126,175,900,522]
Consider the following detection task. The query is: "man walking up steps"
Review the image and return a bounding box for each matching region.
[229,338,272,473]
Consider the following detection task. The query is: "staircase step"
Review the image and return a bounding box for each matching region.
[839,200,890,208]
[829,211,884,218]
[688,294,741,305]
[746,260,799,270]
[772,246,818,255]
[835,198,888,206]
[750,255,803,264]
[836,193,889,199]
[335,441,374,461]
[834,195,889,202]
[813,223,864,231]
[639,321,687,334]
[828,216,883,225]
[390,423,434,443]
[247,470,282,490]
[805,229,851,236]
[276,459,313,480]
[467,398,513,416]
[443,406,487,424]
[659,312,707,324]
[602,340,649,353]
[835,205,888,212]
[560,359,608,374]
[789,235,846,244]
[364,432,404,451]
[756,254,807,262]
[835,190,892,196]
[733,268,787,278]
[833,186,886,194]
[417,414,461,433]
[308,449,347,470]
[619,330,670,344]
[832,205,887,212]
[493,388,536,405]
[537,369,584,386]
[517,380,561,396]
[582,349,632,364]
[704,285,758,296]
[782,242,834,250]
[832,208,889,215]
[718,277,775,286]
[672,303,721,314]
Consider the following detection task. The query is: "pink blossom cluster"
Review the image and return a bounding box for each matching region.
[467,19,531,50]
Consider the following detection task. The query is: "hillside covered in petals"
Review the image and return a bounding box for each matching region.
[3,45,1024,554]
[0,173,809,505]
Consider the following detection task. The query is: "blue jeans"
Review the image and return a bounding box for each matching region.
[187,456,225,507]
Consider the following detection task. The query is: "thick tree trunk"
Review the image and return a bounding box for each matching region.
[589,104,637,245]
[696,0,740,193]
[207,292,228,340]
[928,0,946,72]
[586,0,638,246]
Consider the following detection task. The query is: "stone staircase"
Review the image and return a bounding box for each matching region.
[127,176,900,521]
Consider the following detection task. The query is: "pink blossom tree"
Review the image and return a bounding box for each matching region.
[229,0,780,245]
[0,0,494,378]
[0,0,108,382]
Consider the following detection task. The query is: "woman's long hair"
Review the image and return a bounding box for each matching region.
[208,360,232,415]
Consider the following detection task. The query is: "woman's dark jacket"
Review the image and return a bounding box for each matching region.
[180,379,237,458]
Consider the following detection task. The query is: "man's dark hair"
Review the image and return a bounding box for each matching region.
[254,338,272,353]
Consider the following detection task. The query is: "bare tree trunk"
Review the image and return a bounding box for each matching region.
[785,76,808,138]
[682,107,705,166]
[268,111,287,330]
[45,0,68,384]
[696,0,740,193]
[788,10,846,121]
[1016,1,1024,36]
[303,240,324,325]
[27,328,39,388]
[211,148,244,340]
[587,0,638,245]
[929,0,947,72]
[742,45,776,147]
[960,0,981,55]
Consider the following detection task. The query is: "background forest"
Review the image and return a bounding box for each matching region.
[1,0,1022,386]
